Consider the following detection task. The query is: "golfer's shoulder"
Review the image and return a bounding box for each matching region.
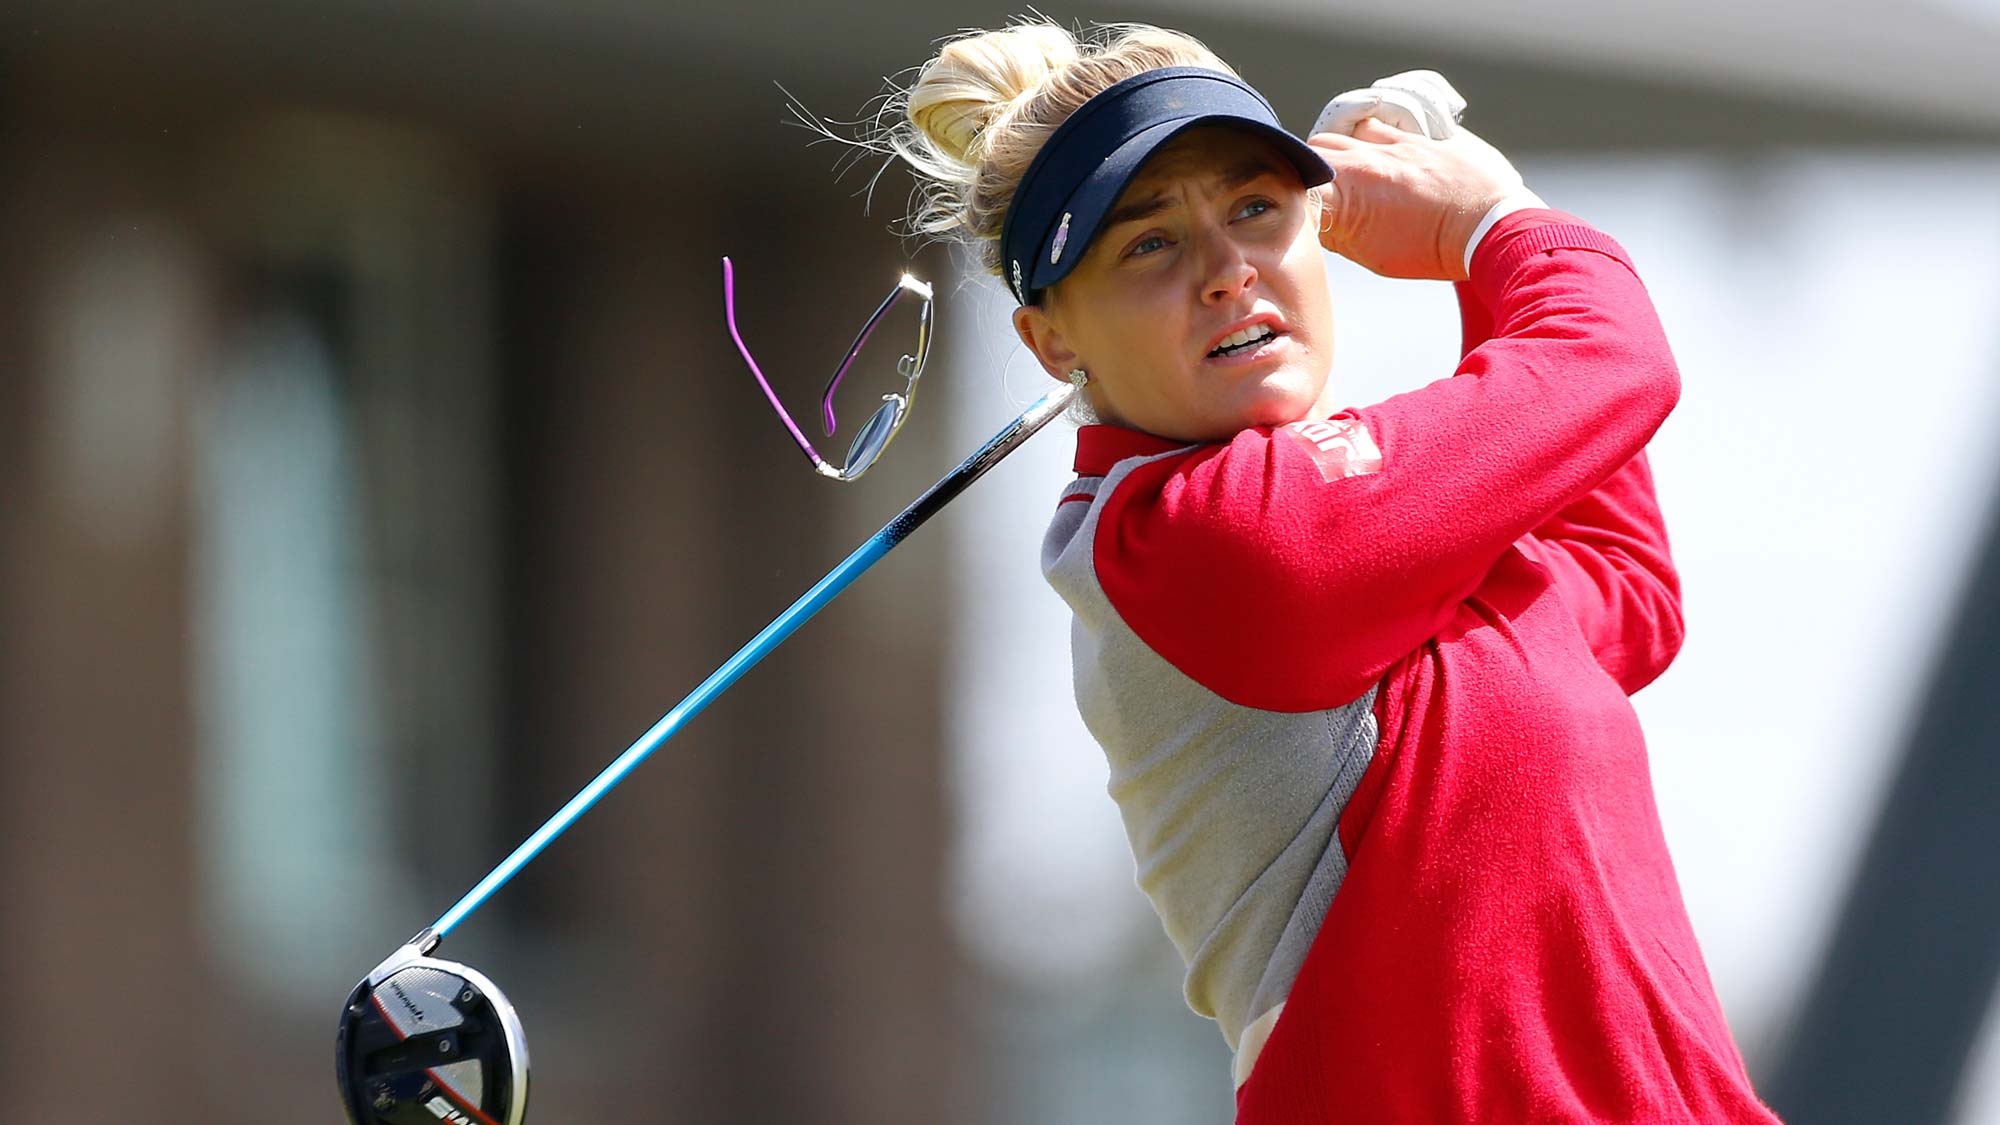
[1083,421,1377,540]
[1054,422,1361,601]
[1040,427,1199,585]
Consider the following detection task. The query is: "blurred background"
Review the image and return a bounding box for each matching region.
[2,2,1997,1122]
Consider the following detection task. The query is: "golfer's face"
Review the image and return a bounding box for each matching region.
[1029,126,1337,443]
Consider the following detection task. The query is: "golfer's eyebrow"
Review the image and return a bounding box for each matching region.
[1103,156,1286,230]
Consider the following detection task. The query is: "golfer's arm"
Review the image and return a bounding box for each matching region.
[1089,217,1678,711]
[1456,210,1687,691]
[1514,453,1685,693]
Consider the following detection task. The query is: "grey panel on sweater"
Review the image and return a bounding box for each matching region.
[1042,455,1379,1055]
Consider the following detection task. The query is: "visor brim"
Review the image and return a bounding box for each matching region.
[1022,114,1331,299]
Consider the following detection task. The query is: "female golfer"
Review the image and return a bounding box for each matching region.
[878,20,1781,1123]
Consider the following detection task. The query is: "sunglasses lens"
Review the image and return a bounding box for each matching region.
[844,397,904,477]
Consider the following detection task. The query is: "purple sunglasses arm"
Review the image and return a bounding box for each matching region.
[722,256,826,466]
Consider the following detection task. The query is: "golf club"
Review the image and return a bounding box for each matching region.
[336,376,1078,1124]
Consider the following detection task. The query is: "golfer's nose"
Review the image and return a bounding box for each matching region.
[1201,234,1259,305]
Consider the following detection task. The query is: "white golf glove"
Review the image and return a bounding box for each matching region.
[1313,69,1546,274]
[1313,69,1466,141]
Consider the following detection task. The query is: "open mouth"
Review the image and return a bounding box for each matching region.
[1208,323,1279,358]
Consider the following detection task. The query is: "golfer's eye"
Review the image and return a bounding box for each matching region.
[1128,234,1169,258]
[1235,198,1275,221]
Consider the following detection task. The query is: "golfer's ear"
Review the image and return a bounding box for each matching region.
[1013,303,1080,382]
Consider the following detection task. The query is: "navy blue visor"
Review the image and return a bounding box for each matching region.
[999,66,1332,306]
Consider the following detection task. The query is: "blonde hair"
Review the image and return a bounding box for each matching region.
[864,19,1234,280]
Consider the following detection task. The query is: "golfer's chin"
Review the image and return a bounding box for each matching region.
[1162,393,1318,444]
[1125,365,1331,443]
[1230,369,1330,432]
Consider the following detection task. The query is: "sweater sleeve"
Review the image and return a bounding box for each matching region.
[1512,455,1684,694]
[1091,212,1682,711]
[1456,215,1687,695]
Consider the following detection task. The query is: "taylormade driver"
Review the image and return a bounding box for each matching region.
[335,377,1077,1123]
[336,930,528,1125]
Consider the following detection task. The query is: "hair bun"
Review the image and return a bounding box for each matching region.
[907,24,1081,168]
[856,20,1227,274]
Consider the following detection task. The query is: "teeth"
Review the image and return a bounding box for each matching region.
[1211,324,1276,355]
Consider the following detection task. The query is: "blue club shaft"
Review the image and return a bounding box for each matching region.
[430,382,1075,938]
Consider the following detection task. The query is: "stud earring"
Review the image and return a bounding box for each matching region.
[1068,368,1089,388]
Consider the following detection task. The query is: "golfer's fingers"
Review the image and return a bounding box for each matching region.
[1351,115,1422,142]
[1308,122,1412,185]
[1311,94,1382,139]
[1307,128,1375,152]
[1307,129,1373,182]
[1309,116,1418,147]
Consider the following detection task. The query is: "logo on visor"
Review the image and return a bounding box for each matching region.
[1051,213,1072,264]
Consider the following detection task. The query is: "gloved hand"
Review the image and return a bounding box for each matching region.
[1313,69,1466,141]
[1307,69,1528,281]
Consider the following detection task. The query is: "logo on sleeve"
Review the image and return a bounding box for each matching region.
[1283,416,1383,482]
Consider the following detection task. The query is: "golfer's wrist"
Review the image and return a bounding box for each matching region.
[1463,189,1548,276]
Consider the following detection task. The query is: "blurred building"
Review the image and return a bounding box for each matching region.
[0,3,1996,1123]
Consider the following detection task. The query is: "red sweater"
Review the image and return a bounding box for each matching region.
[1065,212,1781,1122]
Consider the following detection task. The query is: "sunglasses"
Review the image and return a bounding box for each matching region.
[722,256,934,482]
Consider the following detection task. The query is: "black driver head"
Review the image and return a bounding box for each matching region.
[335,934,529,1125]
